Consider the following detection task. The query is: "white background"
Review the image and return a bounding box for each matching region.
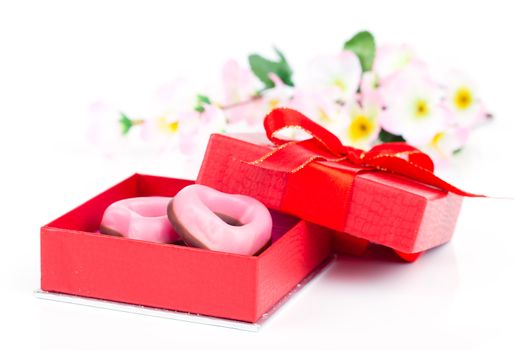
[1,1,524,349]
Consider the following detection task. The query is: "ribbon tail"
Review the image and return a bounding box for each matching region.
[411,172,484,197]
[367,157,484,197]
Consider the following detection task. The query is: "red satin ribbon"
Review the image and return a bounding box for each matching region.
[250,108,482,197]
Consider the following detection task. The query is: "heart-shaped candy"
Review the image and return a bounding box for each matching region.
[167,185,272,255]
[100,196,180,243]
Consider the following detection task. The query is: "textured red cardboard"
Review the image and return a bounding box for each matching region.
[196,134,463,254]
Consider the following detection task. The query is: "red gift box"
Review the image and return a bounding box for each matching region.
[196,110,466,256]
[40,174,331,323]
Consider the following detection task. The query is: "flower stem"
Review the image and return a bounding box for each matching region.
[218,94,262,110]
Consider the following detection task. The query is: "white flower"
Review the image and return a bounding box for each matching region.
[337,93,382,149]
[260,73,294,110]
[289,86,343,133]
[302,51,362,102]
[443,71,487,128]
[422,127,469,166]
[380,67,447,146]
[360,71,380,95]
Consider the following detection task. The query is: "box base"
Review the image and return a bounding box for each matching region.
[35,256,334,331]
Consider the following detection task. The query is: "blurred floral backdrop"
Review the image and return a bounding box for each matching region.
[88,31,490,168]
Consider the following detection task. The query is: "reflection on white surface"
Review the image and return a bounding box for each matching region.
[35,290,262,332]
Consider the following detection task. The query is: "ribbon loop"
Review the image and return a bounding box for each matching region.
[263,108,348,156]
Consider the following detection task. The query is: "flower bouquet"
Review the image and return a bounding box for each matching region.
[89,30,490,167]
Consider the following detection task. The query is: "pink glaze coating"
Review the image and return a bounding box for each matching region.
[100,196,179,243]
[168,184,272,255]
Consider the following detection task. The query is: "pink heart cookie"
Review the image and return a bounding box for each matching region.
[167,184,272,255]
[100,196,180,244]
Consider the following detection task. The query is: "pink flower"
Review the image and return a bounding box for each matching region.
[153,79,199,115]
[374,44,426,81]
[222,59,259,103]
[140,114,183,153]
[223,73,294,131]
[139,79,196,152]
[177,105,226,156]
[142,79,227,155]
[260,74,294,109]
[221,59,262,125]
[87,101,126,156]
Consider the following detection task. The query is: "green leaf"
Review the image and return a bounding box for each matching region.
[194,94,212,113]
[378,129,405,143]
[119,112,133,135]
[248,47,294,89]
[197,94,211,105]
[343,31,376,72]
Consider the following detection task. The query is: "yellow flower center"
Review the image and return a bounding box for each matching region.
[430,132,446,158]
[414,99,430,118]
[348,115,374,142]
[167,120,179,133]
[454,87,473,110]
[319,109,331,123]
[333,78,346,92]
[269,99,280,110]
[157,116,179,134]
[431,132,444,148]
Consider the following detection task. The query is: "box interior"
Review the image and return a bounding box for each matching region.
[45,173,300,254]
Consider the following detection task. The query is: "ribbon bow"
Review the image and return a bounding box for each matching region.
[248,108,481,197]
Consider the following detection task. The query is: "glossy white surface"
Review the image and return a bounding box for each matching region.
[1,1,524,349]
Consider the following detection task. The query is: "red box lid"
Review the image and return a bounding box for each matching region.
[196,133,463,258]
